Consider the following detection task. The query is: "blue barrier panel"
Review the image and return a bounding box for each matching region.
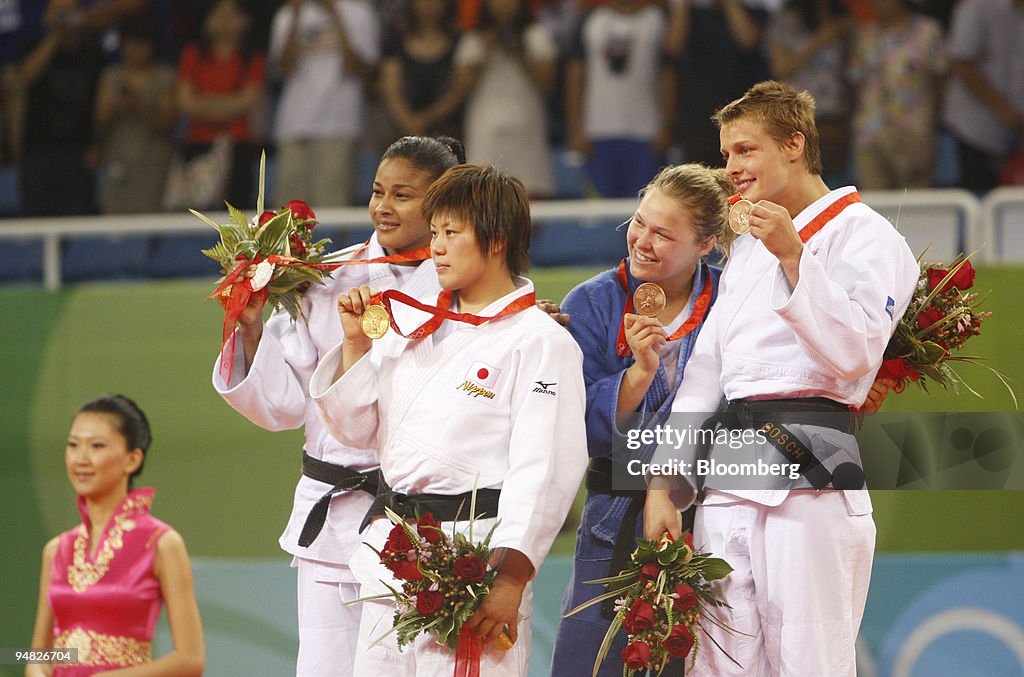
[156,553,1024,676]
[62,235,153,281]
[0,239,43,282]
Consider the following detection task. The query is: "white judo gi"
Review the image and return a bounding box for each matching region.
[213,234,440,677]
[666,187,919,676]
[310,278,589,676]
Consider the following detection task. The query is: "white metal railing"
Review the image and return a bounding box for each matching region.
[980,187,1024,264]
[859,189,981,263]
[0,200,638,291]
[0,190,999,291]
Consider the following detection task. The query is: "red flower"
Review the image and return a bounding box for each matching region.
[417,513,442,544]
[415,589,443,617]
[386,523,413,554]
[917,306,944,332]
[289,233,307,257]
[285,200,317,226]
[662,623,695,658]
[950,261,976,290]
[256,210,277,227]
[640,562,661,581]
[926,261,975,292]
[453,555,486,582]
[384,556,422,581]
[684,531,694,550]
[876,358,921,393]
[622,599,656,634]
[673,583,697,613]
[621,640,652,670]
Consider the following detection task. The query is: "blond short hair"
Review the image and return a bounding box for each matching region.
[712,80,822,176]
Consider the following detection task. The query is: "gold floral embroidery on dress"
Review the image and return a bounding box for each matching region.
[55,627,152,666]
[67,493,153,593]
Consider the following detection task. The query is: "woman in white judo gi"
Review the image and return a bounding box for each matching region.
[310,164,588,676]
[645,81,917,677]
[212,136,463,677]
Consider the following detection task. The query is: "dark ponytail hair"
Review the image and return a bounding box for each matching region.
[380,135,467,183]
[76,395,152,483]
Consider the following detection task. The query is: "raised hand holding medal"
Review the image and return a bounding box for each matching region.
[333,285,379,379]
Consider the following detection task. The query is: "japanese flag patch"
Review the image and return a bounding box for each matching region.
[467,361,501,388]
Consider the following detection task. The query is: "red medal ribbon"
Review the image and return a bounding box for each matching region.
[373,288,537,341]
[454,625,483,677]
[796,191,861,243]
[267,242,431,270]
[614,259,713,358]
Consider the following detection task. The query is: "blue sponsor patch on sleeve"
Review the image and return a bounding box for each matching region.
[885,296,895,320]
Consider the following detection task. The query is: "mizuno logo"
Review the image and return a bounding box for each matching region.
[533,381,557,396]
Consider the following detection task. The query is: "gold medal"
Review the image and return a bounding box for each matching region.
[728,198,754,235]
[633,282,666,318]
[495,629,515,651]
[360,303,390,339]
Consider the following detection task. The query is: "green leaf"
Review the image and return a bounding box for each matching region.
[921,341,947,363]
[920,363,945,383]
[189,208,224,231]
[256,150,267,215]
[227,203,250,230]
[699,557,734,582]
[592,613,624,677]
[256,212,293,254]
[657,549,679,566]
[563,588,629,618]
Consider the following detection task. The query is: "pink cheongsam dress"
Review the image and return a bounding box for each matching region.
[49,488,169,676]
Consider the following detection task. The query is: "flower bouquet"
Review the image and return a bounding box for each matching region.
[879,253,1015,406]
[354,504,512,674]
[564,532,736,676]
[191,153,331,379]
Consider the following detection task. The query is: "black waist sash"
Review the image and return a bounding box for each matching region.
[298,452,380,547]
[359,476,502,532]
[701,397,852,492]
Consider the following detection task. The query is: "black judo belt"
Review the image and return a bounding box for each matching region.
[697,397,853,493]
[297,452,380,547]
[359,476,502,533]
[586,457,695,618]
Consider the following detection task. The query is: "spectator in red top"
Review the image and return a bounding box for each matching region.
[176,0,266,209]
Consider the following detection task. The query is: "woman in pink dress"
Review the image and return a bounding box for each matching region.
[27,395,204,677]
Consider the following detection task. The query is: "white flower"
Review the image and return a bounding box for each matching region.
[250,260,275,291]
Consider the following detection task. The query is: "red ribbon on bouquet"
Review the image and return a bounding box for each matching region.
[454,625,483,677]
[211,245,431,383]
[210,256,269,383]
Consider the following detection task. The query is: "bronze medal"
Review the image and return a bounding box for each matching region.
[633,282,666,318]
[728,198,754,235]
[360,304,390,339]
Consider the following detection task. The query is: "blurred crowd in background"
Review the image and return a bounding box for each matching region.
[0,0,1020,219]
